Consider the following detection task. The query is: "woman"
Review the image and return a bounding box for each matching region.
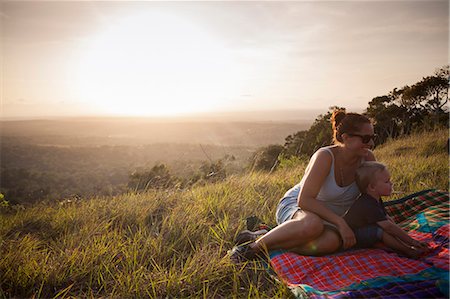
[230,109,377,262]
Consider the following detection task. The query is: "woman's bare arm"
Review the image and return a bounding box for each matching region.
[298,150,356,248]
[298,151,339,222]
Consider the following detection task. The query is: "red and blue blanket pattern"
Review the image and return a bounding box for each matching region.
[269,189,449,298]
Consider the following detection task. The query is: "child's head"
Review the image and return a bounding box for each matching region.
[356,161,393,197]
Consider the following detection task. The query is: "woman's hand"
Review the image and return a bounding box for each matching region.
[337,220,356,249]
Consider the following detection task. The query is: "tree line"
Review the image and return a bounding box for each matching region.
[251,65,449,171]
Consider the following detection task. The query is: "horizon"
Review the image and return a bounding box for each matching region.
[0,107,351,123]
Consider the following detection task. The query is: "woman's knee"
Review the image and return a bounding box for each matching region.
[315,229,341,255]
[291,229,341,256]
[292,212,324,239]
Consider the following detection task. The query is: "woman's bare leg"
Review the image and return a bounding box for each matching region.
[290,228,342,256]
[251,210,325,252]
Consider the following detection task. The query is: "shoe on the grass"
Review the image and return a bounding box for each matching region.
[228,242,261,263]
[246,215,270,231]
[234,229,268,245]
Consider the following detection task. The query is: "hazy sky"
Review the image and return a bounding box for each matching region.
[1,1,448,118]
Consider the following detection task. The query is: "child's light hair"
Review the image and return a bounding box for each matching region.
[355,161,387,193]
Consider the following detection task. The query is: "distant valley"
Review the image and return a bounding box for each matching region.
[1,113,316,147]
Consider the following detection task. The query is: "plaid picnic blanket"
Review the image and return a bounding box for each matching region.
[269,189,449,298]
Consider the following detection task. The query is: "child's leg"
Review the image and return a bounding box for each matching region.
[382,231,422,258]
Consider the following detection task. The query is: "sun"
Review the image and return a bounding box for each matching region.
[73,11,245,117]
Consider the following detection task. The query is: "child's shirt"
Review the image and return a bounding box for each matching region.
[344,193,388,229]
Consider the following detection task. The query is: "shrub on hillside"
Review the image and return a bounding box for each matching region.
[282,106,344,160]
[249,144,284,172]
[128,164,179,191]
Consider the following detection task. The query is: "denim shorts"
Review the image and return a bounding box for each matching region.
[353,225,383,248]
[276,196,300,225]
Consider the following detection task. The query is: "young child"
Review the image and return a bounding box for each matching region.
[344,161,429,258]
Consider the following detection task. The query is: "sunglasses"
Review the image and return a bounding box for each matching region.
[347,133,377,144]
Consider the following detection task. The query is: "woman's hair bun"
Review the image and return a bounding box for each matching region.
[330,108,371,144]
[331,109,346,130]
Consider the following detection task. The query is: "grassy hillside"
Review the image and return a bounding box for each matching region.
[373,129,448,197]
[0,129,447,298]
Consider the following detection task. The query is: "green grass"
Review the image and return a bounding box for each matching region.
[0,129,447,298]
[374,129,448,198]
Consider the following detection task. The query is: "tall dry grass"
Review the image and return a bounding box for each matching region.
[0,129,447,298]
[374,129,448,197]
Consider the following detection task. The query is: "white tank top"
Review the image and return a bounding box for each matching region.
[283,145,361,216]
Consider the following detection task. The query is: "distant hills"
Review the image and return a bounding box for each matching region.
[0,110,321,147]
[0,108,329,122]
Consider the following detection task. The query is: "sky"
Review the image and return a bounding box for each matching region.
[1,1,448,119]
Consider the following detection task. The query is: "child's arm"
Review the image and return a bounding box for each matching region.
[381,231,426,259]
[376,220,428,249]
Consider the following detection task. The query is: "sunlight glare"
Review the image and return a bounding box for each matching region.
[74,11,245,116]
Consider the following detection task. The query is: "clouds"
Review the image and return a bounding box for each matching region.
[2,1,448,118]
